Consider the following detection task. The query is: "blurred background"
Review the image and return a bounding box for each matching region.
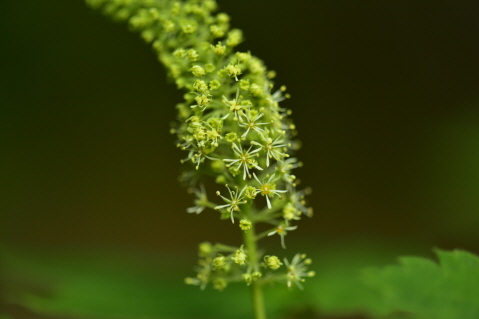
[2,1,479,318]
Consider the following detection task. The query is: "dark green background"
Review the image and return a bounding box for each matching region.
[2,1,479,254]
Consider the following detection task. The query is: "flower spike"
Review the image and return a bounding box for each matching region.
[87,0,313,304]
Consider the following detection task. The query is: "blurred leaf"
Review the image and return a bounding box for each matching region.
[1,247,253,319]
[361,249,479,319]
[302,239,425,317]
[1,240,435,319]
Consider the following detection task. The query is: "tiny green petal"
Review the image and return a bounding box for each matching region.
[236,52,250,63]
[225,132,237,143]
[187,49,199,61]
[213,255,227,270]
[181,19,197,34]
[239,79,250,91]
[242,273,252,285]
[245,186,257,199]
[210,24,225,38]
[199,242,213,257]
[209,79,221,90]
[173,48,187,58]
[205,63,216,73]
[232,246,247,265]
[252,271,262,281]
[239,219,252,231]
[264,255,283,270]
[191,65,205,77]
[226,29,243,47]
[216,13,230,24]
[249,83,263,96]
[213,278,227,291]
[224,63,241,80]
[212,42,226,56]
[193,80,208,92]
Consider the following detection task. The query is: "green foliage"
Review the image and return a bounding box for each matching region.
[3,244,479,318]
[1,247,316,318]
[361,249,479,319]
[0,248,249,319]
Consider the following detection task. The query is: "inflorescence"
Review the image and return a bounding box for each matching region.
[86,0,313,291]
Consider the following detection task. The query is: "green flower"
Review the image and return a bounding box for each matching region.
[223,143,262,180]
[284,254,314,289]
[252,173,287,209]
[213,255,227,270]
[232,246,247,265]
[268,224,298,249]
[264,255,283,270]
[239,219,252,231]
[251,134,290,167]
[215,185,247,223]
[186,185,209,214]
[239,110,269,138]
[211,42,226,56]
[190,65,205,77]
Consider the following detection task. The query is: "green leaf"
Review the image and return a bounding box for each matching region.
[0,247,265,319]
[361,249,479,319]
[1,242,398,319]
[8,244,472,319]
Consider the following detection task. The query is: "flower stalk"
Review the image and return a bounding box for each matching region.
[243,216,266,319]
[85,0,314,317]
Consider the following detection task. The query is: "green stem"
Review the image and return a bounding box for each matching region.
[243,208,267,319]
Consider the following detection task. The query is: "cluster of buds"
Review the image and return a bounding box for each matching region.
[87,0,314,291]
